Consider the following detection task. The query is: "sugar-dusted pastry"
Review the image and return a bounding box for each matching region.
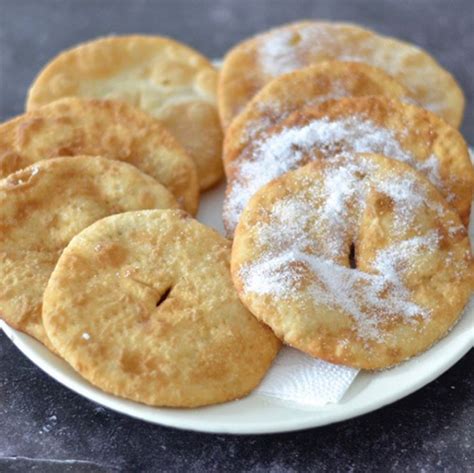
[218,21,464,128]
[42,210,280,407]
[0,156,178,349]
[224,97,473,236]
[231,153,473,370]
[26,35,223,190]
[223,61,413,172]
[0,98,199,214]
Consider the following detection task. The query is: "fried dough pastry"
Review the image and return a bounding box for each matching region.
[231,154,473,369]
[0,98,199,214]
[26,35,223,190]
[223,61,413,172]
[43,210,279,407]
[218,21,464,128]
[224,97,473,236]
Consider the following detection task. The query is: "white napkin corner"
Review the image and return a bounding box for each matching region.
[255,347,359,407]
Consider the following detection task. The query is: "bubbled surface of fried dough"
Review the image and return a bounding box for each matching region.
[0,156,178,349]
[0,98,199,214]
[26,35,223,190]
[42,210,280,407]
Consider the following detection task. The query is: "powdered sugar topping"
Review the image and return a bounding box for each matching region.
[224,115,445,235]
[259,29,306,77]
[241,78,370,146]
[239,157,440,341]
[258,25,363,77]
[255,23,449,116]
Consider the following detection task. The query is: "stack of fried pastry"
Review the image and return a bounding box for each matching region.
[220,22,473,370]
[0,34,278,408]
[0,22,472,408]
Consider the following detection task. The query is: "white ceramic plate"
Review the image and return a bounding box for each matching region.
[1,181,473,434]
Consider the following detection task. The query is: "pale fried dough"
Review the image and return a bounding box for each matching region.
[42,210,280,407]
[0,98,199,214]
[26,35,223,190]
[231,154,473,369]
[0,156,178,349]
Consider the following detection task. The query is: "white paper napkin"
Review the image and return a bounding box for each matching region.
[255,347,359,407]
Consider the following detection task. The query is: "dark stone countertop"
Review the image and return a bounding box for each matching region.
[0,1,472,471]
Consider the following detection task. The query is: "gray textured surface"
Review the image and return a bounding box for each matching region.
[0,0,473,471]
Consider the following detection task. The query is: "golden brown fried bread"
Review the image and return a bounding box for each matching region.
[231,153,473,370]
[0,156,178,349]
[224,97,473,236]
[0,98,199,214]
[218,21,464,128]
[42,210,280,407]
[224,61,413,172]
[26,35,223,190]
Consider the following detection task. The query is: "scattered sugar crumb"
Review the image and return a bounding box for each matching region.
[39,414,58,434]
